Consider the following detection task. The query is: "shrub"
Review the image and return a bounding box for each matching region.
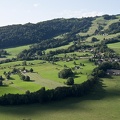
[66,77,74,85]
[58,68,73,79]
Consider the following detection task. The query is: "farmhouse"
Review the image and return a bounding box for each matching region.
[107,69,120,76]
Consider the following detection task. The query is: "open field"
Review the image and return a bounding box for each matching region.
[79,16,120,44]
[86,33,120,42]
[56,59,95,83]
[0,58,8,61]
[108,42,120,54]
[21,59,95,84]
[0,76,119,120]
[103,18,120,30]
[79,17,105,36]
[5,45,30,58]
[24,72,65,89]
[79,16,120,37]
[45,42,73,53]
[0,58,95,95]
[0,74,41,96]
[55,51,92,57]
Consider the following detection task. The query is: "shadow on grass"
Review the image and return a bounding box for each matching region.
[24,80,35,82]
[29,80,35,82]
[0,79,110,116]
[9,77,15,80]
[85,79,107,100]
[1,84,9,87]
[71,73,80,79]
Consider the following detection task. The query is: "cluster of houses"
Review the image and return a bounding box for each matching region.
[97,58,120,65]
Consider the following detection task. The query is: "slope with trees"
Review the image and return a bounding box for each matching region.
[0,18,93,48]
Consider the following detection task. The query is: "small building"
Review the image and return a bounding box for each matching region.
[23,70,27,73]
[107,69,120,76]
[74,66,80,70]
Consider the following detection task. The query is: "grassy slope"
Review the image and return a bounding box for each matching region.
[45,42,73,53]
[56,59,95,83]
[5,45,30,58]
[108,42,120,54]
[24,72,65,89]
[79,17,104,36]
[0,76,119,120]
[104,18,120,30]
[0,74,41,95]
[0,58,95,95]
[79,16,120,42]
[55,51,92,57]
[23,59,95,84]
[86,33,120,42]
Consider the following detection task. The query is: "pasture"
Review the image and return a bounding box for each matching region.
[0,58,95,95]
[45,42,73,53]
[79,16,120,43]
[55,51,92,57]
[79,17,105,36]
[0,76,119,120]
[108,42,120,54]
[0,74,41,96]
[5,45,30,58]
[86,33,120,42]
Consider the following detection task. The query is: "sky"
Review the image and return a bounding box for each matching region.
[0,0,120,26]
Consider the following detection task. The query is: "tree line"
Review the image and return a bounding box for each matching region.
[102,36,120,44]
[0,75,98,105]
[0,49,8,57]
[17,36,91,61]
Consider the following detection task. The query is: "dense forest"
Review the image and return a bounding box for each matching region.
[0,17,93,48]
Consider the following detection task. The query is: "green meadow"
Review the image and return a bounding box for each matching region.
[5,45,30,58]
[86,33,120,42]
[79,16,120,43]
[0,74,41,95]
[55,51,92,57]
[45,42,73,53]
[79,16,120,36]
[108,42,120,54]
[79,17,106,36]
[0,58,95,96]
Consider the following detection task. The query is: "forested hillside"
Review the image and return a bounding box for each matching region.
[0,17,93,48]
[0,14,120,53]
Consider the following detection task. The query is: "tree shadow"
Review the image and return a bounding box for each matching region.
[25,80,35,82]
[86,79,107,100]
[1,84,9,87]
[0,79,108,116]
[29,80,35,82]
[72,74,80,78]
[9,77,15,80]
